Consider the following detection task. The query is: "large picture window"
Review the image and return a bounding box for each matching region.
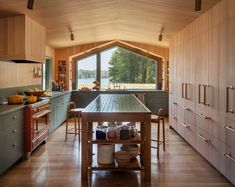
[77,54,97,89]
[76,47,158,90]
[101,47,157,89]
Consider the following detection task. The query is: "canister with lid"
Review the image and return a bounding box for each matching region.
[98,144,115,165]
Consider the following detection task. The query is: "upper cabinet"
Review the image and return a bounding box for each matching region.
[0,15,46,63]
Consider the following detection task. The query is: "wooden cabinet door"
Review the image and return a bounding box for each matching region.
[208,26,219,115]
[195,31,209,110]
[25,16,46,63]
[185,38,196,105]
[219,17,235,120]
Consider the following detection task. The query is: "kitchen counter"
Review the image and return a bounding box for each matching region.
[0,104,25,116]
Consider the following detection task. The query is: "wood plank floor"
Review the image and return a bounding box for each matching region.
[0,120,233,187]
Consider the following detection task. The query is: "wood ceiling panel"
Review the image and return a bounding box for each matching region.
[0,0,221,48]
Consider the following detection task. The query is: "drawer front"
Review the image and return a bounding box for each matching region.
[184,108,195,126]
[184,120,195,147]
[208,135,219,169]
[0,133,23,174]
[169,114,177,131]
[222,118,235,149]
[196,127,210,160]
[177,120,185,138]
[32,130,48,150]
[219,142,235,185]
[196,110,210,134]
[3,110,23,132]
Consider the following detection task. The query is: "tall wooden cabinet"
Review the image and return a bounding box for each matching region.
[169,0,235,185]
[0,15,46,63]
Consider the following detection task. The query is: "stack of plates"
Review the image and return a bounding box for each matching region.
[115,150,131,167]
[121,144,140,158]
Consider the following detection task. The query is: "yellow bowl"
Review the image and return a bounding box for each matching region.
[28,95,37,103]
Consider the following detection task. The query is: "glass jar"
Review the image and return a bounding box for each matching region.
[120,125,130,140]
[128,122,137,138]
[95,125,107,140]
[107,124,117,139]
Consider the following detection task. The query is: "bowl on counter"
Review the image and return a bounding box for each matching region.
[24,91,45,97]
[7,95,25,105]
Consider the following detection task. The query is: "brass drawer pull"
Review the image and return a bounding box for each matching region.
[224,125,235,134]
[198,113,211,120]
[199,84,206,105]
[180,121,189,128]
[226,86,234,114]
[224,153,235,163]
[170,115,177,120]
[198,134,210,142]
[205,85,210,106]
[183,107,191,111]
[182,83,185,99]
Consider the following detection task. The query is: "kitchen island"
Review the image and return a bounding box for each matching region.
[81,94,151,181]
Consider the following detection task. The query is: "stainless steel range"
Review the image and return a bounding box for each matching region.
[24,99,51,159]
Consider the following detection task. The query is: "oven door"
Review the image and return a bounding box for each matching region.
[32,109,51,139]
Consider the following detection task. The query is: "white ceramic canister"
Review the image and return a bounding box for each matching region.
[98,144,115,165]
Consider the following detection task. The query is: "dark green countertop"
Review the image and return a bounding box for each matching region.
[0,104,25,116]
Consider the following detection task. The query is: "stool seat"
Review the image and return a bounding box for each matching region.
[70,108,84,113]
[65,102,84,142]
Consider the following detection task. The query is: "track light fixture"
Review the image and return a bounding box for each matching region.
[195,0,201,11]
[158,27,165,42]
[70,31,74,41]
[158,33,163,41]
[27,0,34,10]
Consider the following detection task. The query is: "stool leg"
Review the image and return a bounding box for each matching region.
[162,119,165,151]
[157,122,160,158]
[65,118,68,141]
[78,115,81,142]
[74,114,77,137]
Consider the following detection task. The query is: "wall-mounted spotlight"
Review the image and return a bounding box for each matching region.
[27,0,34,10]
[158,27,165,42]
[158,33,163,41]
[195,0,201,11]
[70,31,74,41]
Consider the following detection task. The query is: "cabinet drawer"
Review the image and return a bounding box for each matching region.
[32,130,48,149]
[222,118,235,149]
[196,127,210,160]
[0,135,23,174]
[3,110,23,131]
[169,115,177,131]
[219,142,235,185]
[196,111,210,133]
[184,121,195,147]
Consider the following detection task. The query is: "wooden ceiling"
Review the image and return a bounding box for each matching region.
[0,0,221,49]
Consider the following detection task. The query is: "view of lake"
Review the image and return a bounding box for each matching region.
[78,78,110,85]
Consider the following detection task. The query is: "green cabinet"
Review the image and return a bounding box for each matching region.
[0,108,24,175]
[49,92,71,133]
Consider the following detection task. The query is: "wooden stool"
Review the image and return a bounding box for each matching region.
[135,93,145,104]
[151,108,165,158]
[65,101,84,142]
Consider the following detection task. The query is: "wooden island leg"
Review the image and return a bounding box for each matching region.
[81,114,88,180]
[143,114,151,181]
